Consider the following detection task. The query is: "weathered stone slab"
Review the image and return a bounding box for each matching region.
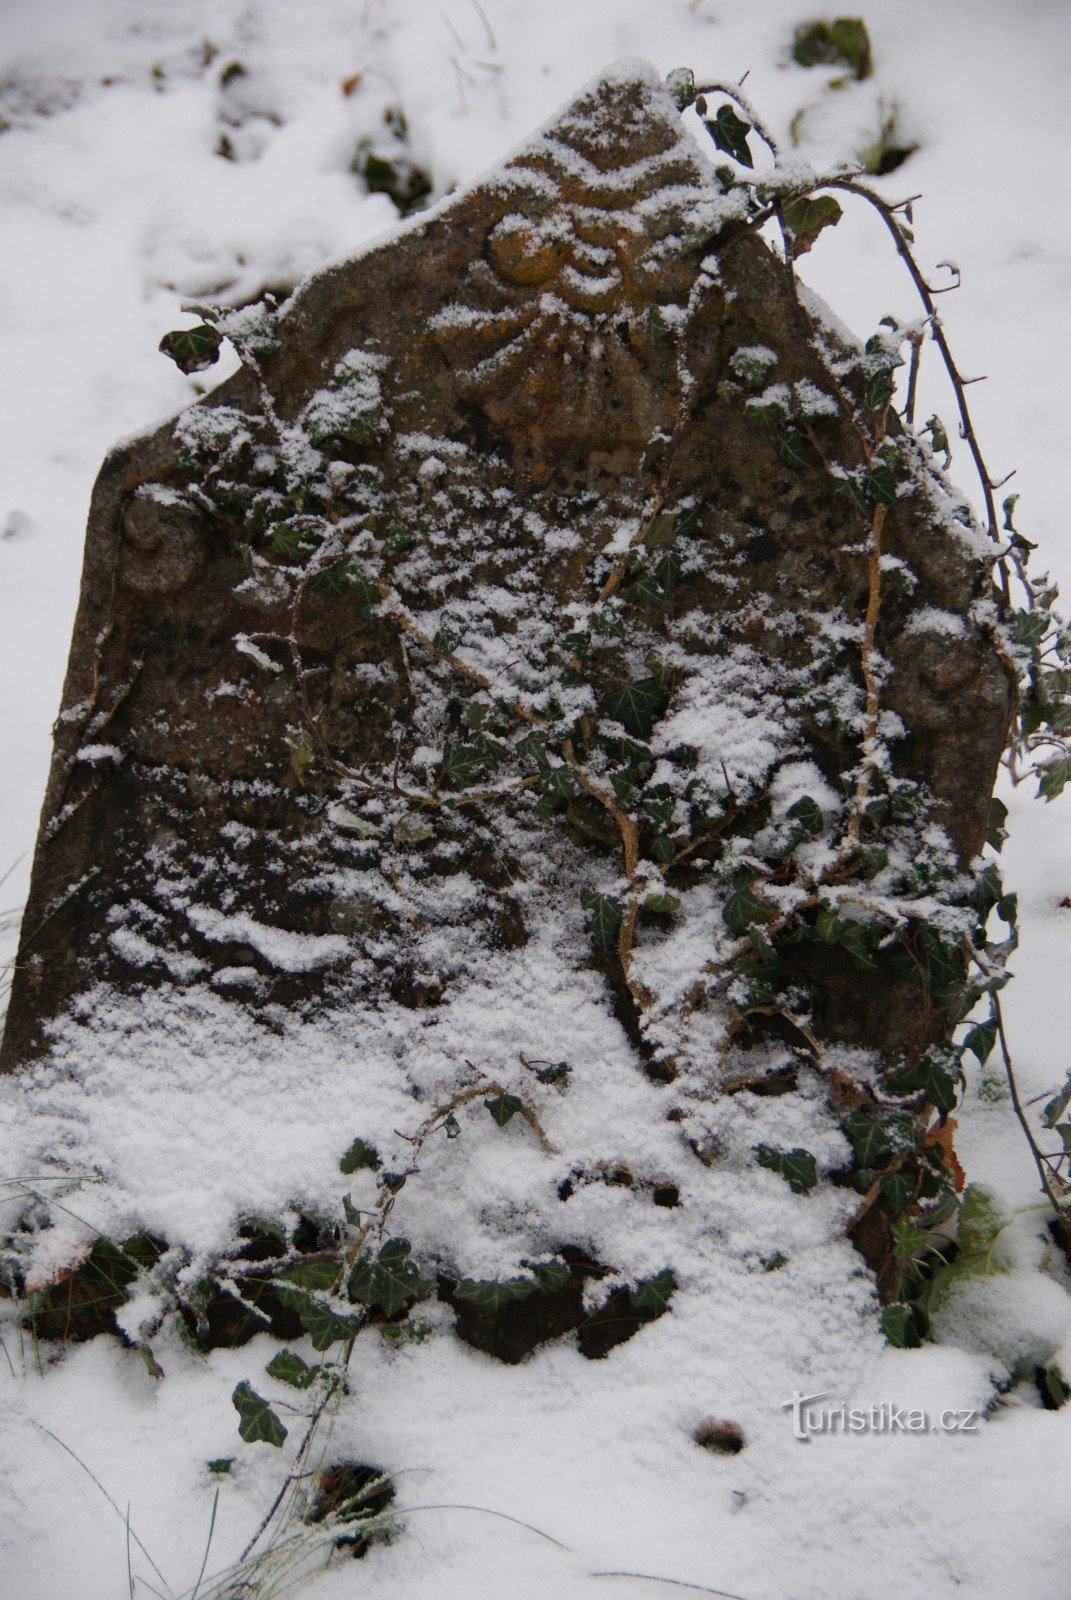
[1,59,1011,1090]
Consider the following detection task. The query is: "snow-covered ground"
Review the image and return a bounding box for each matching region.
[1,2,1070,1597]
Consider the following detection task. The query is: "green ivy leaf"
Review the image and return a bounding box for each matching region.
[786,794,824,838]
[534,1060,571,1090]
[580,890,624,949]
[432,617,463,654]
[644,511,678,549]
[279,1258,340,1292]
[723,875,776,936]
[1039,756,1071,802]
[629,1268,677,1312]
[986,797,1009,852]
[815,909,875,969]
[530,1261,571,1294]
[889,1044,962,1120]
[159,323,224,374]
[484,1093,524,1128]
[881,1303,923,1349]
[963,1021,997,1066]
[340,1138,381,1175]
[348,1238,427,1317]
[644,891,681,916]
[782,194,842,254]
[604,680,666,740]
[453,1277,536,1311]
[384,520,417,553]
[443,741,484,789]
[265,1349,318,1389]
[841,1111,894,1168]
[705,103,754,168]
[880,1171,915,1217]
[756,1146,818,1194]
[275,1288,360,1350]
[232,1381,288,1446]
[792,17,872,77]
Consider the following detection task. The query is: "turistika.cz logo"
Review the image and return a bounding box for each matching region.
[782,1390,980,1440]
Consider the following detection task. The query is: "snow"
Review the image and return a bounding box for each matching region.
[2,4,1071,1600]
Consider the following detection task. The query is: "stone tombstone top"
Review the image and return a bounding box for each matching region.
[2,59,1010,1087]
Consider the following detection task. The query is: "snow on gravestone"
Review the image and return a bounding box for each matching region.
[2,63,1011,1316]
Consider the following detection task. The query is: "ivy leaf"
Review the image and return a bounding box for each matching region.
[232,1381,288,1447]
[865,460,898,504]
[534,1060,571,1090]
[159,323,223,374]
[629,1269,677,1312]
[756,1146,818,1194]
[815,909,875,969]
[841,1111,893,1169]
[531,1261,571,1294]
[644,891,681,916]
[265,1349,318,1389]
[881,1303,923,1349]
[275,1288,360,1350]
[705,104,754,168]
[1038,756,1071,802]
[889,1044,962,1120]
[723,876,776,936]
[775,427,810,470]
[786,794,824,838]
[963,1021,997,1066]
[340,1138,381,1175]
[453,1277,536,1311]
[443,742,484,790]
[432,617,463,654]
[782,195,842,255]
[644,511,678,549]
[484,1093,524,1128]
[580,890,624,949]
[279,1258,340,1292]
[986,797,1008,852]
[348,1238,427,1317]
[880,1171,915,1217]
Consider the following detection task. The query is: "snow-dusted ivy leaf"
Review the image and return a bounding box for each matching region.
[232,1381,288,1446]
[443,742,483,789]
[881,1303,922,1349]
[453,1277,536,1311]
[644,891,680,916]
[786,794,824,838]
[275,1288,359,1351]
[534,1060,571,1090]
[340,1138,381,1175]
[279,1258,339,1292]
[484,1093,524,1128]
[841,1111,893,1169]
[775,427,809,469]
[580,890,623,949]
[629,1269,677,1312]
[756,1145,818,1194]
[603,678,666,738]
[265,1349,318,1389]
[722,876,776,936]
[348,1238,427,1317]
[530,1261,571,1294]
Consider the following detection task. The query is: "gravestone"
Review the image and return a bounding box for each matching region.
[1,58,1010,1160]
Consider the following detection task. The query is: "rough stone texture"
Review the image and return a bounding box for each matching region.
[1,61,1012,1078]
